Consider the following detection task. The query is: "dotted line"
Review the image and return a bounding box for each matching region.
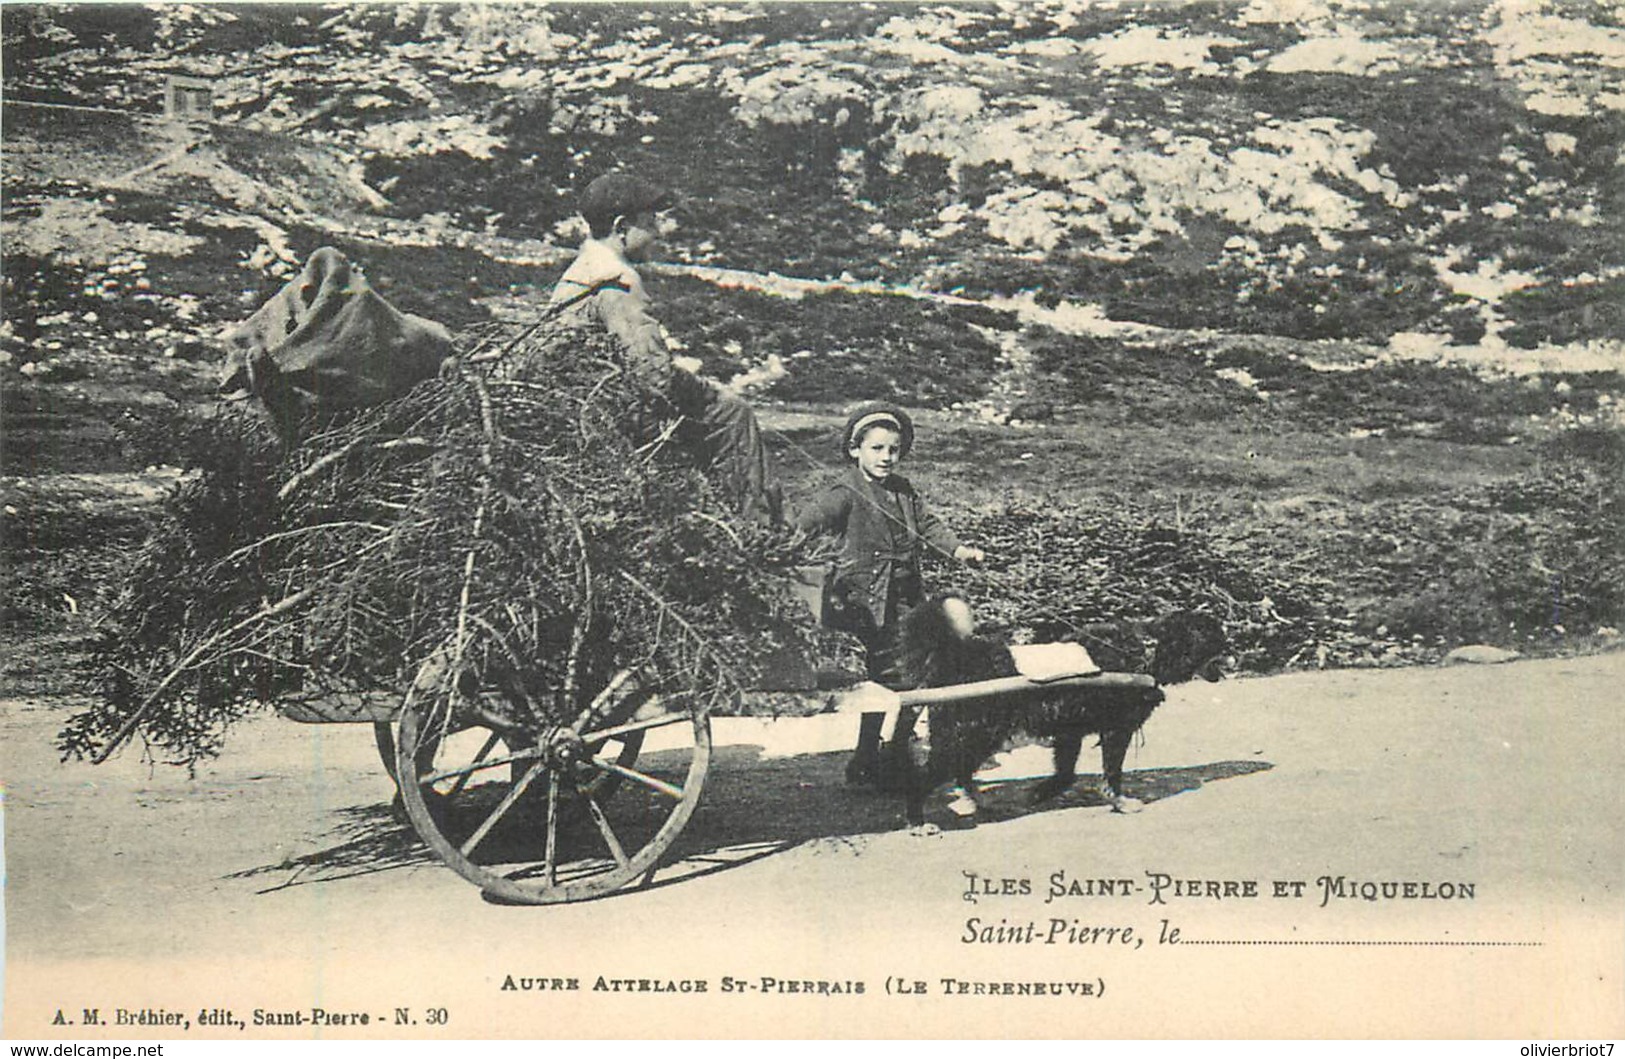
[1182,940,1542,947]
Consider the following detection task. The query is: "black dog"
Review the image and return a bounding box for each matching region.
[893,596,1225,826]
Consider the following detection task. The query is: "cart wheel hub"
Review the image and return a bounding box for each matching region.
[542,727,587,767]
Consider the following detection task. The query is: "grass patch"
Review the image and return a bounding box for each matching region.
[660,281,1007,406]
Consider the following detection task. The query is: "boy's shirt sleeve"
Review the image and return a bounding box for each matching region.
[592,287,674,391]
[913,494,962,558]
[794,483,850,537]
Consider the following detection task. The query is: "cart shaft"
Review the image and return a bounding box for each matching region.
[834,671,1156,714]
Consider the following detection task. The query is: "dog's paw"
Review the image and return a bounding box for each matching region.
[909,822,942,838]
[946,787,979,818]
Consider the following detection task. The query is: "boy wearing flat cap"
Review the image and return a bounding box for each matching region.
[796,402,985,786]
[551,172,782,524]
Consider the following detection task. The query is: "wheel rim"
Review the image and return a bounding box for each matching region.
[396,656,708,904]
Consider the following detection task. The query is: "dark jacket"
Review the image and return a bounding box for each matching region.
[796,466,961,632]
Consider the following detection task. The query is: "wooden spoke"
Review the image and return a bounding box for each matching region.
[580,709,690,745]
[446,730,504,797]
[459,759,548,858]
[543,771,560,889]
[570,668,638,731]
[584,795,630,868]
[587,757,684,800]
[417,742,542,787]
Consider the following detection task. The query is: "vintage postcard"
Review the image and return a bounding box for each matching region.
[3,1,1621,1043]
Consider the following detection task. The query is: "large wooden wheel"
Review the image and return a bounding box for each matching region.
[394,646,710,904]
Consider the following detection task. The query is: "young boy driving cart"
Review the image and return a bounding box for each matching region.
[795,402,984,786]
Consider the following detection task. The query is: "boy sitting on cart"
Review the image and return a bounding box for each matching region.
[550,172,784,527]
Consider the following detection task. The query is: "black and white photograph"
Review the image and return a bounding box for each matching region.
[3,0,1622,1043]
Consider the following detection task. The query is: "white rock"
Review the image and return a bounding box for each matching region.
[1442,645,1522,665]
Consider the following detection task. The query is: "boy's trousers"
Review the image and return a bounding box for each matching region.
[669,368,783,527]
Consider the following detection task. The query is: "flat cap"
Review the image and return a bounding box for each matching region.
[578,173,675,231]
[841,401,914,458]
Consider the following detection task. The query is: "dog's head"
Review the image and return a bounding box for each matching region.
[1145,610,1227,686]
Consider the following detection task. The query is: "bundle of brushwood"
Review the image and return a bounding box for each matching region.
[62,325,849,768]
[946,507,1342,674]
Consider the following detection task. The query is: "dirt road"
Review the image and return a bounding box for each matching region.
[4,652,1622,1039]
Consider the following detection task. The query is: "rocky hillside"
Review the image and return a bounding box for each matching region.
[5,2,1622,398]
